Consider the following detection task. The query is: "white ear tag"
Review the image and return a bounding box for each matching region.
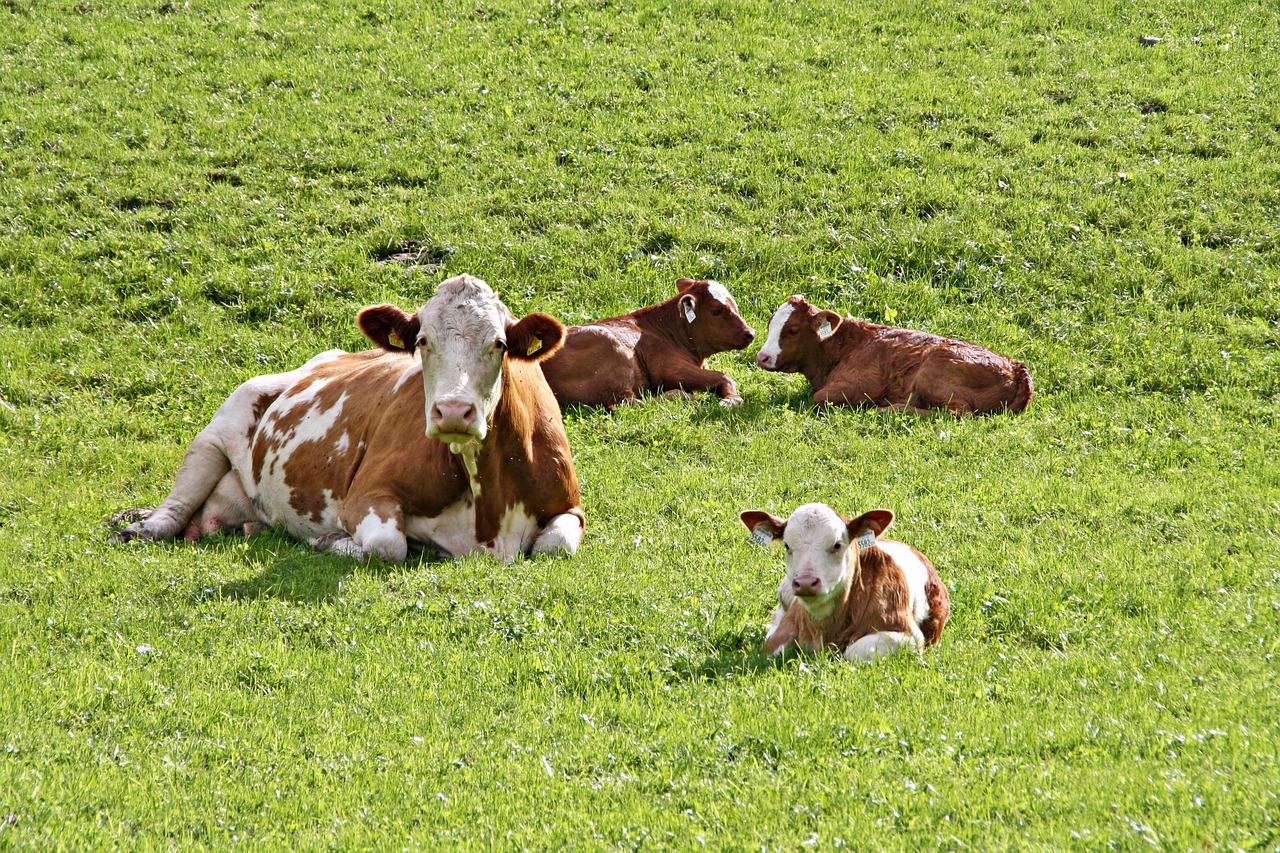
[749,526,774,548]
[683,303,697,323]
[855,530,877,551]
[817,320,834,340]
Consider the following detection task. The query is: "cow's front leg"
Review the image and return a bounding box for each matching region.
[656,365,742,406]
[328,498,409,562]
[530,511,584,557]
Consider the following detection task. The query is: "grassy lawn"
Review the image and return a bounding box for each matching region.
[2,0,1278,847]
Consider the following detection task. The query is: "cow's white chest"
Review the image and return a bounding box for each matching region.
[405,502,540,561]
[876,540,931,625]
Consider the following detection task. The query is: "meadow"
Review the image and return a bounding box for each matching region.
[1,0,1278,847]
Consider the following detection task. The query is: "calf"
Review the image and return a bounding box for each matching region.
[756,295,1032,415]
[114,274,584,563]
[540,278,755,409]
[740,503,950,662]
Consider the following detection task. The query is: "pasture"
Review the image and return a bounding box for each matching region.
[2,0,1278,847]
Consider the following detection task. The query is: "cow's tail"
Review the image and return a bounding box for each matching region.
[1008,362,1034,413]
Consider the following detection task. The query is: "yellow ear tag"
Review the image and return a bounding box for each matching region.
[388,330,404,349]
[526,336,543,356]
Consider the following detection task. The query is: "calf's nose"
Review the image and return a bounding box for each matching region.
[431,400,477,433]
[757,352,774,368]
[792,574,822,596]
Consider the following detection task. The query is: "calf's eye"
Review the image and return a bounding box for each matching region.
[494,338,507,352]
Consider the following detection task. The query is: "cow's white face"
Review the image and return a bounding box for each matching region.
[741,503,894,621]
[357,275,567,455]
[413,275,511,447]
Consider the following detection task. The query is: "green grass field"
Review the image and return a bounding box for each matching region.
[3,0,1279,847]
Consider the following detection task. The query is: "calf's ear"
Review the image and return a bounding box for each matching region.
[815,310,842,340]
[845,509,894,539]
[740,510,787,546]
[676,277,699,293]
[678,293,698,323]
[506,312,566,362]
[358,304,421,352]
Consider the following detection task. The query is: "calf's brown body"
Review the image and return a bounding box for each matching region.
[540,278,755,409]
[758,295,1032,415]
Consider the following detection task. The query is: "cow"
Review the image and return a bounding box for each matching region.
[539,278,756,409]
[740,503,950,663]
[113,274,584,563]
[755,295,1033,415]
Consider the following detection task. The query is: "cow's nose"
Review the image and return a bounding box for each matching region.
[792,575,822,596]
[432,400,477,433]
[743,327,756,342]
[757,352,774,368]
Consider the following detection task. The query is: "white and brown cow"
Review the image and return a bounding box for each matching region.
[756,295,1033,415]
[740,503,950,662]
[114,274,584,562]
[539,278,755,409]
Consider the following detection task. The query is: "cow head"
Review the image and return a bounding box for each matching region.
[741,503,893,620]
[755,295,843,371]
[674,278,756,356]
[358,274,565,449]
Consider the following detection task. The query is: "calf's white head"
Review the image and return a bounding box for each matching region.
[741,503,894,619]
[358,274,565,448]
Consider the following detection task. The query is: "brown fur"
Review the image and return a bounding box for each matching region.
[763,295,1032,415]
[540,278,755,409]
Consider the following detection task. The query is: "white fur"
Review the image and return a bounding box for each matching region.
[757,301,795,369]
[352,506,408,562]
[845,631,919,663]
[877,540,931,626]
[532,512,584,557]
[706,280,734,307]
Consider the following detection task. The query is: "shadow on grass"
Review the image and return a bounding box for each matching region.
[182,531,446,605]
[667,628,778,682]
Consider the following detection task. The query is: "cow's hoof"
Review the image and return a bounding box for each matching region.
[719,395,744,408]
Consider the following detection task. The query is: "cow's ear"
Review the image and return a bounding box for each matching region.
[506,312,565,362]
[676,277,699,293]
[815,310,842,341]
[358,304,421,352]
[741,510,787,547]
[846,509,893,541]
[678,293,697,324]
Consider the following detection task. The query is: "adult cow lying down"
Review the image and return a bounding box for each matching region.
[539,278,755,409]
[756,295,1033,415]
[740,503,950,663]
[114,275,584,562]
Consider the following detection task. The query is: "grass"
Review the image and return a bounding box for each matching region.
[2,0,1279,848]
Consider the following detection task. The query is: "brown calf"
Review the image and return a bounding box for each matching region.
[540,278,755,409]
[756,295,1032,415]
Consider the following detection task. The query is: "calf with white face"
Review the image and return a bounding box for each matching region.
[740,503,950,662]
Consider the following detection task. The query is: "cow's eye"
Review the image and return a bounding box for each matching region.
[494,338,507,353]
[416,336,430,351]
[784,544,792,554]
[831,542,843,553]
[782,327,797,337]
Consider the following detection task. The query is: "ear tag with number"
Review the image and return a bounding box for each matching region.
[526,336,543,356]
[388,330,405,349]
[855,529,877,551]
[749,526,774,548]
[683,303,697,323]
[817,320,834,340]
